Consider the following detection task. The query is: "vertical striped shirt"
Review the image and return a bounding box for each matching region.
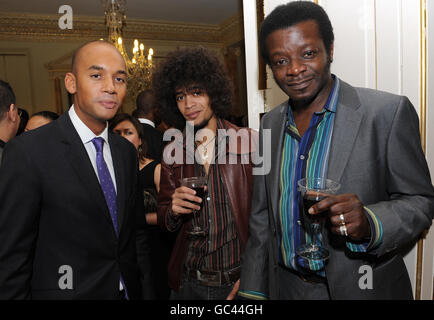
[279,78,339,276]
[279,76,383,277]
[185,121,241,272]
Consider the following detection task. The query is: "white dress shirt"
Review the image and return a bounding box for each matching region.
[138,118,155,128]
[68,106,123,291]
[68,105,117,193]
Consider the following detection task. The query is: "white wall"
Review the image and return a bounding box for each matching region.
[243,0,264,130]
[426,0,434,299]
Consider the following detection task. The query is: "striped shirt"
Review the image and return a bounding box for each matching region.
[168,120,241,272]
[279,76,382,276]
[184,160,241,271]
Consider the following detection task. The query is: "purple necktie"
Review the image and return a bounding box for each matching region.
[92,137,119,236]
[92,137,129,299]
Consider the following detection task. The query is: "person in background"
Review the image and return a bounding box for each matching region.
[16,108,29,136]
[238,1,434,300]
[25,111,59,132]
[110,113,161,223]
[110,112,173,300]
[132,89,164,161]
[0,80,20,164]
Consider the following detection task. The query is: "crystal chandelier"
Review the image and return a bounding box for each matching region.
[102,0,154,101]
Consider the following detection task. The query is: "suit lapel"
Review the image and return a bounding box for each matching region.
[109,134,126,234]
[57,113,118,233]
[327,80,363,182]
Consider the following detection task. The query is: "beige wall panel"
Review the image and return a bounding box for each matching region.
[0,55,6,79]
[4,54,33,111]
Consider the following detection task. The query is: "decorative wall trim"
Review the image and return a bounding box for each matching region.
[0,11,243,46]
[416,0,427,301]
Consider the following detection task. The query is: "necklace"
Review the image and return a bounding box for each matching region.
[197,135,216,161]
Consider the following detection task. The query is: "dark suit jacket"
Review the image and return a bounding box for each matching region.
[0,139,5,164]
[239,79,434,299]
[141,123,164,161]
[0,113,152,299]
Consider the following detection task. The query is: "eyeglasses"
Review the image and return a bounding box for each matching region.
[17,109,22,117]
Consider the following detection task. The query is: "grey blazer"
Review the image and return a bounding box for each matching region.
[239,79,434,299]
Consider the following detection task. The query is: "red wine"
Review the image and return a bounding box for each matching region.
[303,195,327,222]
[188,186,205,210]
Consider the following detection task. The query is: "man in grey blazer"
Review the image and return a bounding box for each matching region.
[238,1,434,300]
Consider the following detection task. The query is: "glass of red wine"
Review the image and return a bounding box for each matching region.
[181,176,208,237]
[296,177,341,262]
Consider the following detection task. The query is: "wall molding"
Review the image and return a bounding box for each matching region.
[0,11,243,47]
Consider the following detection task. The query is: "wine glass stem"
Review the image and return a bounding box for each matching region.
[311,222,322,249]
[192,210,197,229]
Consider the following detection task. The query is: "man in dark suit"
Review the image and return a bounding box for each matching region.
[0,40,151,299]
[239,1,434,300]
[132,89,164,160]
[0,80,20,164]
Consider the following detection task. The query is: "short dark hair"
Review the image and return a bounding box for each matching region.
[16,108,29,136]
[32,110,59,122]
[0,80,16,119]
[152,47,233,130]
[135,89,155,116]
[109,113,147,162]
[259,1,334,65]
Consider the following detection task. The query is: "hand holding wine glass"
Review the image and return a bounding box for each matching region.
[308,193,371,241]
[171,177,208,237]
[296,177,340,262]
[171,186,203,216]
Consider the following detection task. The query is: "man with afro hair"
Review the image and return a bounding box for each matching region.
[154,47,255,300]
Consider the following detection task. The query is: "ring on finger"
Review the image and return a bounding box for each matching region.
[339,225,348,236]
[339,214,345,226]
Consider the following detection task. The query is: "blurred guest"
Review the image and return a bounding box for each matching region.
[25,111,59,132]
[0,80,20,164]
[132,90,164,161]
[110,112,174,300]
[16,108,29,136]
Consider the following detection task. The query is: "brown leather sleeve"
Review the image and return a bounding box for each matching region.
[156,157,177,231]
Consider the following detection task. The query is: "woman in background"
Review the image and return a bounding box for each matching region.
[110,113,173,299]
[110,113,160,222]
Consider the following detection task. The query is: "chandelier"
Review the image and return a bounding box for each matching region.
[102,0,154,101]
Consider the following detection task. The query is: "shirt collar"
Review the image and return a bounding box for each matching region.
[68,105,109,145]
[138,118,155,128]
[0,139,5,148]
